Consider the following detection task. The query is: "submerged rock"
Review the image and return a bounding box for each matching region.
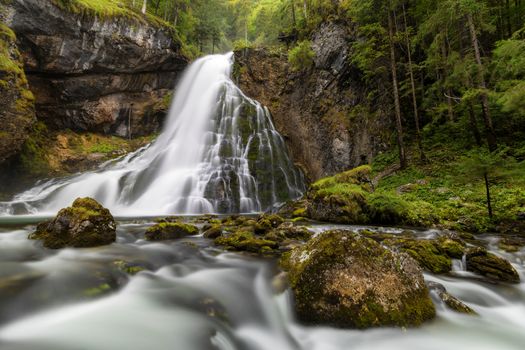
[465,247,520,283]
[281,230,435,328]
[145,221,199,241]
[29,197,116,248]
[427,281,477,315]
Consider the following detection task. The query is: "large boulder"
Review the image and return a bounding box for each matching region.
[29,197,116,248]
[281,230,435,328]
[466,247,520,283]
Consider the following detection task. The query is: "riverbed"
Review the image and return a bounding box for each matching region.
[0,219,523,350]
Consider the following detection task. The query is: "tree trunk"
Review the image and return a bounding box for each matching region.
[506,0,512,36]
[440,41,454,122]
[303,0,308,19]
[484,172,493,218]
[467,103,483,146]
[388,12,407,169]
[402,3,426,162]
[467,12,498,152]
[291,0,297,28]
[141,0,147,14]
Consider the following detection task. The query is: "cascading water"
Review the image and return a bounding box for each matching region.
[0,53,304,216]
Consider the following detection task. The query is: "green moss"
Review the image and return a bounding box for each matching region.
[384,238,452,274]
[281,230,436,328]
[29,197,116,249]
[83,283,111,297]
[145,221,199,241]
[113,260,145,275]
[214,230,278,254]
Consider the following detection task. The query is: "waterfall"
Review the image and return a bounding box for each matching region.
[0,53,305,216]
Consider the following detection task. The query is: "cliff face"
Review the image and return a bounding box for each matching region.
[235,22,391,181]
[0,23,35,164]
[3,0,187,137]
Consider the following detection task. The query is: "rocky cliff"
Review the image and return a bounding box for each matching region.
[2,0,187,137]
[235,22,391,181]
[0,22,35,164]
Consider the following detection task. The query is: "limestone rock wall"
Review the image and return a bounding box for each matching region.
[3,0,187,137]
[235,21,392,181]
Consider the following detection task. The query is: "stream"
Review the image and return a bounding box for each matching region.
[0,218,523,350]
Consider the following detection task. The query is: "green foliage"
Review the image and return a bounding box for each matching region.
[288,40,314,71]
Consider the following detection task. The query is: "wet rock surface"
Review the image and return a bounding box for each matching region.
[235,22,391,181]
[29,197,116,248]
[0,23,35,166]
[465,247,520,283]
[280,230,436,328]
[3,0,187,136]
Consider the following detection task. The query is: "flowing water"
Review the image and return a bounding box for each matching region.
[0,53,524,349]
[0,220,523,350]
[0,53,304,217]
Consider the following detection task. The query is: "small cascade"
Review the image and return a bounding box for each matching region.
[0,53,304,216]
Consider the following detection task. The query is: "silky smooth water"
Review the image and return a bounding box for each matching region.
[0,222,523,350]
[0,53,304,217]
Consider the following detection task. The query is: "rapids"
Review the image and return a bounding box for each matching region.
[0,220,523,350]
[0,53,304,217]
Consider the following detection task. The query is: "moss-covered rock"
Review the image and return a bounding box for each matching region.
[203,225,223,239]
[281,230,436,328]
[214,230,278,254]
[145,221,198,241]
[465,247,520,283]
[264,224,312,242]
[383,238,452,274]
[29,197,116,248]
[254,214,284,234]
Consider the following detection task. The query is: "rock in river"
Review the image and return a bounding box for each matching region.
[281,230,436,328]
[29,197,116,248]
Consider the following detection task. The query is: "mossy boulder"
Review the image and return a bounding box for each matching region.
[214,230,278,254]
[203,225,223,239]
[465,247,520,283]
[264,224,312,242]
[254,214,284,234]
[145,221,199,241]
[281,230,436,328]
[29,197,116,249]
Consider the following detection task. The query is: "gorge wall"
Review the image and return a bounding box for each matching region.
[234,22,392,182]
[3,0,187,137]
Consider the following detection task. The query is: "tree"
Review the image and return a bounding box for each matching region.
[459,148,513,218]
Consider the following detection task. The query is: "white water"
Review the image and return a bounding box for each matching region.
[0,53,304,217]
[0,222,523,350]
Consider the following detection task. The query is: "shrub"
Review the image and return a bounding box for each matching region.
[288,40,315,71]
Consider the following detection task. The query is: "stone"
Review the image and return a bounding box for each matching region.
[203,225,223,239]
[465,247,520,283]
[29,197,116,248]
[427,281,477,315]
[214,230,278,254]
[281,230,435,328]
[145,221,199,241]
